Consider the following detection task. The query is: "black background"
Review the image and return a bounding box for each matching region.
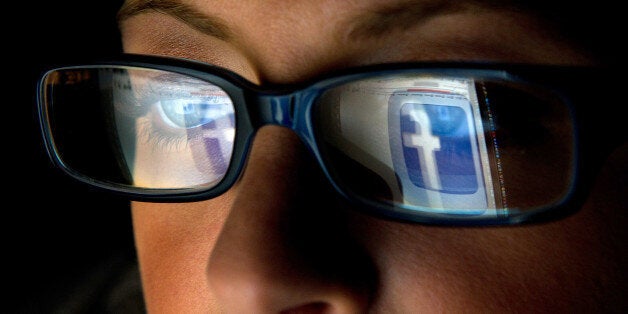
[5,1,133,312]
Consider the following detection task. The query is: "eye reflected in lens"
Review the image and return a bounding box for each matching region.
[42,66,236,192]
[315,73,575,220]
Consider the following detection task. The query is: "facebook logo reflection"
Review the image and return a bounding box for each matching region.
[400,103,478,194]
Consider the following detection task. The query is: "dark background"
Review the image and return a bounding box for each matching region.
[5,1,135,312]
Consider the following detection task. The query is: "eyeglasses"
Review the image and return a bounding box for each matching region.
[37,54,623,226]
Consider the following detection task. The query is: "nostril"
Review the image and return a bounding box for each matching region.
[280,302,330,314]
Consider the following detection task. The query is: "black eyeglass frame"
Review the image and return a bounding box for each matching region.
[37,53,625,226]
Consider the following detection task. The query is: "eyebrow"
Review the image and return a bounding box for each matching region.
[346,0,520,41]
[117,0,231,40]
[117,0,519,43]
[346,1,461,40]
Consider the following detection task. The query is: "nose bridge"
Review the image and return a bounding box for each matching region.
[205,125,376,313]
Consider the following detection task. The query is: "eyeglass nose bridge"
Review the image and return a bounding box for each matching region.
[256,93,295,127]
[249,91,332,174]
[251,92,321,152]
[247,91,348,200]
[252,91,324,150]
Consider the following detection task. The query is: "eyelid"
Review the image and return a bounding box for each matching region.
[157,97,234,129]
[115,72,205,117]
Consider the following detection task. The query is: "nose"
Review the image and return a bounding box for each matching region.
[206,126,376,313]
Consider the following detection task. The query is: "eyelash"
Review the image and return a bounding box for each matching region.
[135,102,209,152]
[114,79,191,151]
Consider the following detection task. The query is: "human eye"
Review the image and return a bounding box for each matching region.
[125,73,236,153]
[138,90,235,152]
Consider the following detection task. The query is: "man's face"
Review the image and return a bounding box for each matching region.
[119,0,627,312]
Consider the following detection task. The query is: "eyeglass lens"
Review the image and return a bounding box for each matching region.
[42,67,236,191]
[315,74,574,217]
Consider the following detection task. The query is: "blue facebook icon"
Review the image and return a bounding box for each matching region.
[399,103,478,194]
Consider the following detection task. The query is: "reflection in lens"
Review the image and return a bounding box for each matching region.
[42,66,236,191]
[315,73,575,218]
[477,81,574,210]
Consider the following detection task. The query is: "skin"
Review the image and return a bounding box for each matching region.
[118,0,627,312]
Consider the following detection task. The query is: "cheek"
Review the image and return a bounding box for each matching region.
[131,193,233,312]
[355,212,616,312]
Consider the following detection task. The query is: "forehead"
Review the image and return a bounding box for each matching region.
[118,0,533,57]
[121,0,513,37]
[119,0,589,84]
